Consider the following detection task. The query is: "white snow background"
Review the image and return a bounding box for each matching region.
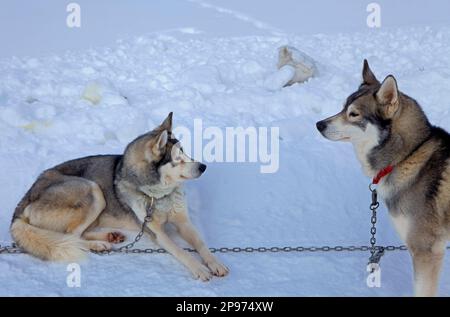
[1,0,450,296]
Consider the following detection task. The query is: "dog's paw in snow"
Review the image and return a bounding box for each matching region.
[189,262,213,282]
[206,260,229,277]
[87,241,112,252]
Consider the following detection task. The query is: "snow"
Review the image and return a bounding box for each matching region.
[1,0,450,296]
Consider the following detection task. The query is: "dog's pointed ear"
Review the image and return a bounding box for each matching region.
[279,46,291,59]
[362,59,379,85]
[150,130,168,158]
[160,112,173,132]
[377,75,399,118]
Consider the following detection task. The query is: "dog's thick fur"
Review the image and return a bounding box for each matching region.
[10,113,228,281]
[316,60,450,296]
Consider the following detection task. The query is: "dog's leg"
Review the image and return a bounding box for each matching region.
[82,218,126,244]
[173,216,229,277]
[410,240,445,297]
[85,240,112,252]
[67,181,118,252]
[16,175,113,259]
[82,231,126,244]
[147,221,213,281]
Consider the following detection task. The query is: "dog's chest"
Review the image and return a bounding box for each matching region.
[389,212,410,243]
[153,188,187,216]
[376,181,404,215]
[139,184,186,214]
[375,181,411,243]
[376,181,393,200]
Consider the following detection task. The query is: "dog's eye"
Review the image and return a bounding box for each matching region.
[349,112,360,118]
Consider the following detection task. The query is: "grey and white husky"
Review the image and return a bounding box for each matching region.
[10,113,228,281]
[317,60,449,296]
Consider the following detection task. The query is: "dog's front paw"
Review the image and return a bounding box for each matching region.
[190,262,213,282]
[206,260,229,277]
[88,241,112,252]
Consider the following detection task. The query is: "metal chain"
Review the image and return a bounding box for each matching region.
[0,243,22,254]
[368,184,386,265]
[0,243,411,255]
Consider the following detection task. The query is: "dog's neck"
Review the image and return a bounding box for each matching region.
[115,158,179,205]
[367,101,432,175]
[139,183,179,200]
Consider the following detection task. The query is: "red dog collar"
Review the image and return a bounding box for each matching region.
[372,165,394,184]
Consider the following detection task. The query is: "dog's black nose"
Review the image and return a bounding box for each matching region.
[198,163,207,173]
[316,121,327,132]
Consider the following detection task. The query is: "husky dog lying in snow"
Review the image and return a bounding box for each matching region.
[316,60,450,296]
[277,46,316,86]
[264,46,316,91]
[10,113,228,281]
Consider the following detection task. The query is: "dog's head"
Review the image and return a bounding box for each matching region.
[123,112,206,188]
[316,60,399,147]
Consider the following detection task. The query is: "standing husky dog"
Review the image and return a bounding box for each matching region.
[10,113,228,281]
[316,60,449,296]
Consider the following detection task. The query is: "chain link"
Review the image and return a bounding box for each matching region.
[0,243,22,254]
